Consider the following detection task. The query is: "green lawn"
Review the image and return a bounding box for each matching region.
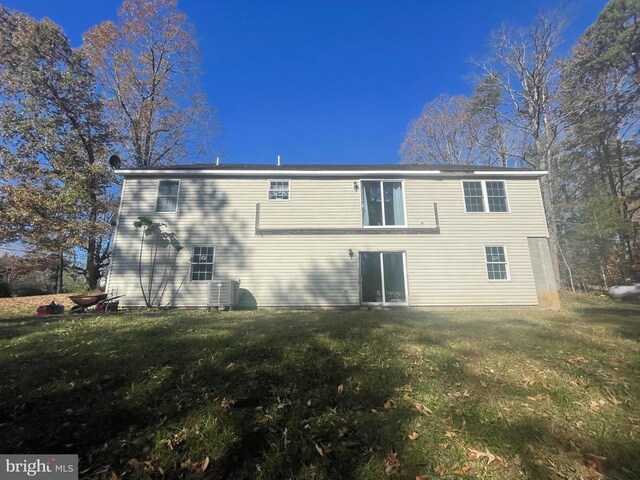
[0,294,639,479]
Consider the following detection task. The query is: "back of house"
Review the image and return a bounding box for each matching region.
[106,163,559,308]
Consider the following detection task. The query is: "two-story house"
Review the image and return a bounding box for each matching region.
[106,163,559,308]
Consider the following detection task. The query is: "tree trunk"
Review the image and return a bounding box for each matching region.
[85,185,100,290]
[56,251,64,294]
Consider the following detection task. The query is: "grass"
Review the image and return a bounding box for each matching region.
[0,294,639,479]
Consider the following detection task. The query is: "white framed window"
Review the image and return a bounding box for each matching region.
[361,180,406,227]
[191,245,215,281]
[484,245,510,281]
[463,180,509,213]
[156,180,180,212]
[268,180,290,200]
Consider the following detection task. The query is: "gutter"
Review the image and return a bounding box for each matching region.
[117,169,548,177]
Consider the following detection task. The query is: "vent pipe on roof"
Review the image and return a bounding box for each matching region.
[277,154,281,166]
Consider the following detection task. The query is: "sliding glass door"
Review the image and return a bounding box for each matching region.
[360,251,407,305]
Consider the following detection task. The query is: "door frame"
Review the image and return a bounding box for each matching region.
[359,250,409,306]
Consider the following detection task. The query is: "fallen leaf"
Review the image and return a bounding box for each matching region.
[110,473,118,480]
[307,399,312,406]
[384,400,396,409]
[384,451,401,475]
[522,376,535,387]
[408,431,419,440]
[414,402,432,415]
[337,384,345,395]
[338,427,348,437]
[445,430,457,438]
[469,447,502,465]
[181,456,210,474]
[315,443,324,457]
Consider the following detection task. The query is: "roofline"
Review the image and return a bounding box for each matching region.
[117,168,548,177]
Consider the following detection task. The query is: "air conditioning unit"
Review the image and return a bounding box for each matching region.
[208,279,240,311]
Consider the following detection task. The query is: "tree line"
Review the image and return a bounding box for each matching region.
[402,0,640,291]
[0,0,215,293]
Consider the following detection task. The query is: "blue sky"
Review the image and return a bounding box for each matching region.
[5,0,607,165]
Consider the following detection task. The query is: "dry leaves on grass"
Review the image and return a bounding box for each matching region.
[337,384,345,395]
[384,451,401,476]
[384,399,396,409]
[408,431,419,440]
[0,294,74,316]
[128,458,163,477]
[469,448,503,465]
[181,456,209,474]
[413,401,432,415]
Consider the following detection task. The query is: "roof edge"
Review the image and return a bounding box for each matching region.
[117,168,547,177]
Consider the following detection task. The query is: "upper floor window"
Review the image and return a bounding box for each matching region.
[156,180,180,212]
[268,180,290,200]
[463,180,508,213]
[191,245,215,281]
[361,180,406,227]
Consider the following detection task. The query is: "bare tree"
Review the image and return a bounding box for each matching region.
[83,0,216,167]
[472,11,569,283]
[401,95,488,165]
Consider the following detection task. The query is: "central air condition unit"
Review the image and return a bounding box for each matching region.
[208,279,240,311]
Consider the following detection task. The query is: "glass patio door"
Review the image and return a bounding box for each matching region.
[360,252,407,305]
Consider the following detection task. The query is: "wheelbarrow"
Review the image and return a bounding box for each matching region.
[69,294,126,314]
[69,294,108,313]
[68,292,127,314]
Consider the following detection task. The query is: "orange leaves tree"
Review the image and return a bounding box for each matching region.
[0,7,115,289]
[83,0,216,167]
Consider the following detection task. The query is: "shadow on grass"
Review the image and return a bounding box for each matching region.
[1,298,639,479]
[0,310,437,478]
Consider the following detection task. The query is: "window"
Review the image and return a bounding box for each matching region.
[485,245,509,280]
[361,180,406,226]
[486,181,508,212]
[463,181,485,212]
[191,246,215,281]
[268,180,290,200]
[156,180,180,212]
[463,180,509,213]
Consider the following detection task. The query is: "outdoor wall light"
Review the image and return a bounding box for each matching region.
[348,248,354,259]
[353,181,359,191]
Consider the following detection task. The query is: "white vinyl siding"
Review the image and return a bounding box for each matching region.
[156,180,180,212]
[107,176,548,307]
